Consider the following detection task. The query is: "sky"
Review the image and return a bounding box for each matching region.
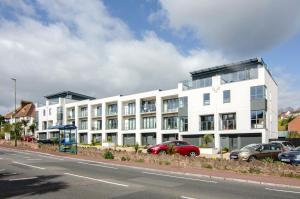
[1,0,300,114]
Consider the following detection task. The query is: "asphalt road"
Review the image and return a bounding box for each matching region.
[0,147,299,199]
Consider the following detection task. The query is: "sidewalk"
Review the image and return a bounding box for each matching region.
[1,144,300,188]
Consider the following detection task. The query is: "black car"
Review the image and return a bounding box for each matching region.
[278,146,300,166]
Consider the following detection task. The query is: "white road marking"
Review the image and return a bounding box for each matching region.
[12,161,45,170]
[181,196,196,199]
[77,162,118,169]
[8,177,38,181]
[64,172,129,187]
[0,169,6,171]
[265,188,300,194]
[38,155,64,161]
[27,159,42,161]
[143,172,218,184]
[23,156,32,159]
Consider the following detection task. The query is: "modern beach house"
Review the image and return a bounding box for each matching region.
[35,58,278,151]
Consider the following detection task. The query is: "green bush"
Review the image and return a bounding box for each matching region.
[134,143,139,153]
[249,167,261,174]
[222,147,229,153]
[262,157,274,163]
[202,163,213,169]
[103,151,114,159]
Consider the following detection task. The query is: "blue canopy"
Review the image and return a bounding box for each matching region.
[50,124,77,130]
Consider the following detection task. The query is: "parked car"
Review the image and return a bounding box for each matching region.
[21,135,36,142]
[230,143,283,161]
[147,140,200,157]
[270,141,295,151]
[278,146,300,166]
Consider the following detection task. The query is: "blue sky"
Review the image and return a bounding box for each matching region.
[0,0,300,114]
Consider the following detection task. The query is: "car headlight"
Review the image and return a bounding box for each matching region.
[239,152,250,158]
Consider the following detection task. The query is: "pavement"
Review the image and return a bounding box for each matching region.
[0,147,300,199]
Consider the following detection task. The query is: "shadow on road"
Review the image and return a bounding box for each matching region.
[0,174,69,198]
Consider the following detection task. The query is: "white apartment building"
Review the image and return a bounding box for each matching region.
[35,58,278,150]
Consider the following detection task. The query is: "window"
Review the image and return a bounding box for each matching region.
[179,117,188,132]
[79,120,87,130]
[221,67,258,84]
[251,86,266,100]
[107,104,118,115]
[43,109,46,116]
[200,115,214,130]
[107,118,118,129]
[142,117,156,129]
[251,110,265,129]
[49,108,52,116]
[96,120,102,130]
[80,107,87,117]
[124,103,135,115]
[163,98,179,113]
[223,90,231,103]
[163,116,178,130]
[141,99,156,113]
[203,93,210,105]
[124,118,136,130]
[96,106,102,116]
[221,113,236,130]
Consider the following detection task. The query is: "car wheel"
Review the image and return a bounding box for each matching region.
[189,151,197,157]
[159,150,166,155]
[248,155,256,162]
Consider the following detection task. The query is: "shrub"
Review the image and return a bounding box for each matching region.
[164,161,171,165]
[222,147,229,153]
[262,157,274,163]
[103,151,114,159]
[166,145,177,155]
[135,158,144,163]
[134,143,139,153]
[121,156,126,161]
[121,156,130,161]
[202,163,213,169]
[249,167,261,174]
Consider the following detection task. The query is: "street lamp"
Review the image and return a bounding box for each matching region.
[11,78,17,147]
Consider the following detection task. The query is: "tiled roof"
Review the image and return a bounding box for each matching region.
[4,101,35,119]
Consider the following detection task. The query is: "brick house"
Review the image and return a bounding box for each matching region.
[288,115,300,133]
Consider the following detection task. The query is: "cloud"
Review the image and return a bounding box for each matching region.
[0,0,226,114]
[156,0,300,56]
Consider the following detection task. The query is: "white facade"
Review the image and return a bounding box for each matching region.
[35,58,278,150]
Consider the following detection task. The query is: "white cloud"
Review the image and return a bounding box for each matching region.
[157,0,300,56]
[0,0,226,114]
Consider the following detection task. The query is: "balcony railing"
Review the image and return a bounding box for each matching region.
[79,112,88,118]
[181,77,212,90]
[107,111,118,116]
[163,108,178,113]
[141,104,156,113]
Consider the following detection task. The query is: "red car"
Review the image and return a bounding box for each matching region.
[21,135,36,142]
[147,140,200,157]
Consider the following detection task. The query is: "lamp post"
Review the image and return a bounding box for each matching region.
[11,78,17,147]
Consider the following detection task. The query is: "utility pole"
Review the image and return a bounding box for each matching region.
[11,78,17,147]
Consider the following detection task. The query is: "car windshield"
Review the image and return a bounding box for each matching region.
[240,144,260,151]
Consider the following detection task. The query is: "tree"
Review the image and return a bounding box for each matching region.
[3,122,22,146]
[203,134,214,147]
[29,123,36,136]
[0,115,6,137]
[21,119,29,137]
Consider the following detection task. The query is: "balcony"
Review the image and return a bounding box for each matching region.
[67,114,75,120]
[141,104,156,114]
[162,108,178,114]
[181,77,212,90]
[78,112,88,118]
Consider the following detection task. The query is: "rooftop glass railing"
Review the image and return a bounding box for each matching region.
[181,77,212,90]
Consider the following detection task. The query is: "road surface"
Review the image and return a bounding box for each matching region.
[0,147,299,199]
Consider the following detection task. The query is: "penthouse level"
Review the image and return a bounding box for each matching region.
[35,58,278,151]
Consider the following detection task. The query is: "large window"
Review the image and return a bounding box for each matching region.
[163,98,179,113]
[251,86,266,100]
[203,93,210,105]
[200,115,214,130]
[221,67,258,84]
[142,117,156,129]
[163,116,178,130]
[251,110,265,129]
[107,118,118,129]
[124,118,136,130]
[79,120,87,130]
[80,107,87,117]
[95,120,102,130]
[179,117,188,132]
[182,77,212,90]
[96,106,102,117]
[223,90,231,103]
[221,113,236,130]
[107,104,118,115]
[124,102,135,115]
[141,99,156,113]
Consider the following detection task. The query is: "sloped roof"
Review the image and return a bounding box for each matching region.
[4,101,35,119]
